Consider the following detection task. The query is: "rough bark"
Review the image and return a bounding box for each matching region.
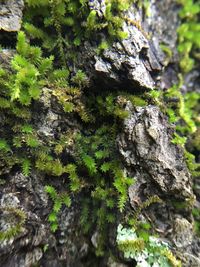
[0,0,24,32]
[117,103,200,265]
[0,1,199,267]
[74,0,179,91]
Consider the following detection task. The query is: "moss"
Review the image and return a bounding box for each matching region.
[116,224,181,267]
[24,0,127,60]
[130,195,162,229]
[45,185,71,232]
[192,129,200,151]
[160,43,173,65]
[146,76,200,178]
[0,1,197,265]
[0,207,26,241]
[177,0,200,73]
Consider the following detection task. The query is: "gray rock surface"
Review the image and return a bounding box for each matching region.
[75,3,163,90]
[146,0,179,53]
[117,102,200,266]
[0,78,86,266]
[0,0,24,32]
[118,102,193,198]
[0,172,52,267]
[0,171,87,267]
[0,49,15,68]
[75,0,180,91]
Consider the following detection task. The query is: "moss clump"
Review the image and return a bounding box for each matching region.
[45,185,71,232]
[116,224,181,267]
[0,2,198,266]
[177,0,200,73]
[0,30,88,179]
[0,207,26,241]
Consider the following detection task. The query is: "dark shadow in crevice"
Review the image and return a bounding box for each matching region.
[0,30,17,49]
[87,70,152,95]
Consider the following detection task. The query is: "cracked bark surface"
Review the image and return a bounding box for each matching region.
[0,0,199,267]
[117,102,200,265]
[0,0,24,32]
[118,103,193,198]
[74,0,179,92]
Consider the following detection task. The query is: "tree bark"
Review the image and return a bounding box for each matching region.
[0,1,199,267]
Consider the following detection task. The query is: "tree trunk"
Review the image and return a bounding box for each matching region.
[0,1,199,267]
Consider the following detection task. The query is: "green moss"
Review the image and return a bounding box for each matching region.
[116,224,181,267]
[24,0,128,60]
[75,124,134,213]
[192,129,200,151]
[177,0,200,73]
[0,28,90,179]
[160,43,173,65]
[24,0,150,66]
[146,75,199,178]
[45,185,71,232]
[0,1,197,264]
[0,207,26,241]
[130,195,162,229]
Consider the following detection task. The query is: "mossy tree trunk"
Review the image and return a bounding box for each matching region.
[0,1,199,267]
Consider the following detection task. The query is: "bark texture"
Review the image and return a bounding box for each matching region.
[0,0,24,32]
[0,1,199,267]
[118,103,193,198]
[117,103,200,265]
[75,0,179,91]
